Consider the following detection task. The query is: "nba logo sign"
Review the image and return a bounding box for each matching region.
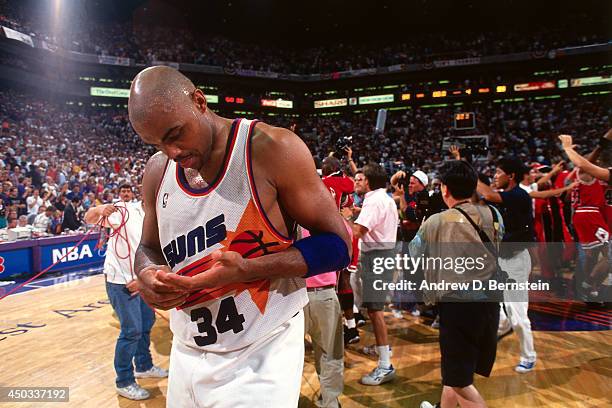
[162,193,169,208]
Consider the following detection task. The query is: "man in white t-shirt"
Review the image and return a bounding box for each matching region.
[342,163,398,386]
[32,206,53,233]
[84,184,168,401]
[26,188,43,217]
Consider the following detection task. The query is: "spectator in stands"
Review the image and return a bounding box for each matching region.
[17,214,28,227]
[0,197,6,228]
[7,186,26,216]
[50,209,63,235]
[54,194,67,212]
[61,196,82,231]
[66,184,83,201]
[33,205,53,233]
[26,188,43,217]
[7,217,17,229]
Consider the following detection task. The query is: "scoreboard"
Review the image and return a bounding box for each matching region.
[454,112,476,130]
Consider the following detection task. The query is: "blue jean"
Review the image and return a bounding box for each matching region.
[105,280,155,387]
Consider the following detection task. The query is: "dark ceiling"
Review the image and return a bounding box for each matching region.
[9,0,611,47]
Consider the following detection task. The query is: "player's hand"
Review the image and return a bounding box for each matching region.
[101,204,117,217]
[126,279,140,296]
[157,250,249,291]
[396,183,405,195]
[449,145,461,160]
[340,206,353,220]
[344,146,353,159]
[136,265,189,310]
[551,161,564,175]
[559,135,576,150]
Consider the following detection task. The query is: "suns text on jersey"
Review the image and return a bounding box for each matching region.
[162,214,227,268]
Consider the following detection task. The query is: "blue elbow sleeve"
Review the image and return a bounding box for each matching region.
[293,232,350,278]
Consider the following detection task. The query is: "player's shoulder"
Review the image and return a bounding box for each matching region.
[251,121,299,151]
[144,151,169,176]
[142,151,169,192]
[250,120,310,167]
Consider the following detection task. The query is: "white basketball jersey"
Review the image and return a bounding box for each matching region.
[156,118,308,352]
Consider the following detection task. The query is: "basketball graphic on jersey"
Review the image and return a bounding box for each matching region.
[229,230,281,259]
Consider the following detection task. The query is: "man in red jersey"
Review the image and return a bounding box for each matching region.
[569,168,610,299]
[560,134,611,299]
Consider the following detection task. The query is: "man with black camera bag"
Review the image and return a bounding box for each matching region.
[411,160,502,408]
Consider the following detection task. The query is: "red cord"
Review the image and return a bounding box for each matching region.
[0,203,130,301]
[1,203,169,322]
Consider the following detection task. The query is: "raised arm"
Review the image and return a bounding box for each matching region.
[476,180,503,203]
[344,147,358,176]
[449,145,461,160]
[529,182,579,199]
[535,161,563,188]
[559,134,610,182]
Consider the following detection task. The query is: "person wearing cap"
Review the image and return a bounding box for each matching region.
[390,169,433,324]
[391,169,429,242]
[520,162,563,196]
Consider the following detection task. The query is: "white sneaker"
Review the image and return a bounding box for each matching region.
[430,316,440,329]
[135,365,169,378]
[420,402,439,408]
[515,360,536,373]
[392,309,403,319]
[116,383,150,400]
[360,365,396,385]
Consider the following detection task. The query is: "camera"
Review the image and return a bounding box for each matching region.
[396,174,409,192]
[415,189,447,222]
[335,136,353,157]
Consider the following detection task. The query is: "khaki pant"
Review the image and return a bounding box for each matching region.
[304,288,344,408]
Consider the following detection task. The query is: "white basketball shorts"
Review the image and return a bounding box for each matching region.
[167,310,304,408]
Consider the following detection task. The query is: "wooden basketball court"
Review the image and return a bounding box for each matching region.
[1,274,610,407]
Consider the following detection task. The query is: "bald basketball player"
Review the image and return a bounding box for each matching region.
[128,66,351,408]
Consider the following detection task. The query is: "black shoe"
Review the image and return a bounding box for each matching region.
[355,312,366,327]
[344,326,360,345]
